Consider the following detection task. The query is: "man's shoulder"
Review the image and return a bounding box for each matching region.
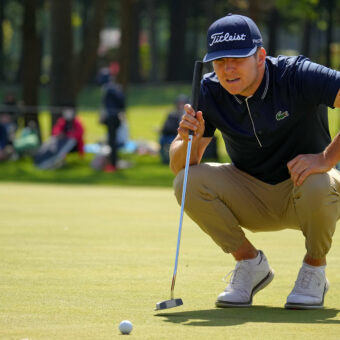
[202,71,219,85]
[201,71,222,99]
[266,55,311,74]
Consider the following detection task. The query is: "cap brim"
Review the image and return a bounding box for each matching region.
[203,46,257,62]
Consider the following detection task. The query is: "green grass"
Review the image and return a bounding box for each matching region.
[0,153,175,187]
[0,183,340,339]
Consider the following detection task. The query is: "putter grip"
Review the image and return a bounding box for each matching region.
[189,61,203,136]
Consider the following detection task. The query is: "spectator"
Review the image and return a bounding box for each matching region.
[0,122,11,161]
[98,68,126,173]
[0,92,19,145]
[160,94,219,164]
[159,95,188,164]
[52,108,85,156]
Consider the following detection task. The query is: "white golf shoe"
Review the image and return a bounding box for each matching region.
[216,250,274,307]
[285,263,329,309]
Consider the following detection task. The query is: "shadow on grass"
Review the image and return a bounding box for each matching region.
[155,306,340,326]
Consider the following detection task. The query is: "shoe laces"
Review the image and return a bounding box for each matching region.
[223,262,252,290]
[294,267,323,291]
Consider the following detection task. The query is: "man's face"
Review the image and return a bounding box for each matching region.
[212,48,265,97]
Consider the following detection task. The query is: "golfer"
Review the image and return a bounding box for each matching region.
[170,13,340,309]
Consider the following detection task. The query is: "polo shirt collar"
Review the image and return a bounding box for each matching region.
[233,62,269,104]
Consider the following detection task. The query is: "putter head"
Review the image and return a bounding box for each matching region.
[154,298,183,311]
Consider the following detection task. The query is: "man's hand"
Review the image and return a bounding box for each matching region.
[287,152,332,186]
[177,104,205,141]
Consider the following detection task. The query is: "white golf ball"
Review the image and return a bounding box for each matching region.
[119,320,133,334]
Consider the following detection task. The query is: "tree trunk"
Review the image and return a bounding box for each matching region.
[22,0,41,136]
[129,0,141,83]
[266,7,279,57]
[0,0,5,82]
[147,0,157,82]
[80,0,91,43]
[203,0,217,24]
[166,0,188,81]
[118,0,137,91]
[74,0,109,95]
[325,0,334,67]
[50,0,75,127]
[248,0,263,22]
[301,18,312,58]
[186,0,200,76]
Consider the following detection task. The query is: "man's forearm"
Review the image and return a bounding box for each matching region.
[324,132,340,168]
[169,136,201,175]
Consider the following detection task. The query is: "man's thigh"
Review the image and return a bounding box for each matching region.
[187,163,294,231]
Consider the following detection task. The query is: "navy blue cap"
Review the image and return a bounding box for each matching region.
[203,14,263,62]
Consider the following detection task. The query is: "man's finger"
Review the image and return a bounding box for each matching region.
[287,156,300,171]
[296,168,311,186]
[184,104,196,116]
[179,117,198,131]
[196,111,204,121]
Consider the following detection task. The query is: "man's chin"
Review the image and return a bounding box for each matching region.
[225,88,241,96]
[220,83,242,96]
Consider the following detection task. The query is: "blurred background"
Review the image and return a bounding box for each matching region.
[0,0,339,184]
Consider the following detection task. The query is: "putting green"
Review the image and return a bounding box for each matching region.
[0,182,339,339]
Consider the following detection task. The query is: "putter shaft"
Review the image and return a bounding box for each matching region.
[171,134,193,299]
[155,61,203,311]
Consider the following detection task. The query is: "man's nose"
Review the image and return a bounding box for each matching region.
[224,59,236,71]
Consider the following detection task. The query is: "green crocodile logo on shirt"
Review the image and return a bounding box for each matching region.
[276,110,289,121]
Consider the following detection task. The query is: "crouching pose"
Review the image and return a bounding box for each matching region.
[170,13,340,309]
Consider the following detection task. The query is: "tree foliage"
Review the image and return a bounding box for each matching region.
[0,0,338,114]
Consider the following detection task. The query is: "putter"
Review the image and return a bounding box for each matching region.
[155,60,203,311]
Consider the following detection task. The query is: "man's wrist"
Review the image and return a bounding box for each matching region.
[323,150,337,169]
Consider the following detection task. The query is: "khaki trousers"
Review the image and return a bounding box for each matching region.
[173,163,340,259]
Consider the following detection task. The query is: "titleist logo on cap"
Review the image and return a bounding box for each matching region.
[209,32,246,46]
[203,14,263,62]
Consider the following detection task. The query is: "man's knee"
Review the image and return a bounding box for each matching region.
[294,173,339,211]
[294,173,340,255]
[173,170,184,203]
[173,164,207,204]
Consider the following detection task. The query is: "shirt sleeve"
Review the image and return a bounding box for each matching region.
[198,78,216,138]
[294,56,340,108]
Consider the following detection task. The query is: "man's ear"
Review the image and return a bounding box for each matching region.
[257,47,266,66]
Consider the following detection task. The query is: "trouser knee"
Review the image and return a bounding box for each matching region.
[173,170,184,204]
[173,165,202,206]
[173,164,244,253]
[294,173,338,211]
[294,173,340,258]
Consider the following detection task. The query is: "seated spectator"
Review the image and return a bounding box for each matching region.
[13,120,40,158]
[52,108,85,155]
[0,122,11,161]
[0,92,19,144]
[159,95,188,164]
[33,108,85,170]
[159,94,219,164]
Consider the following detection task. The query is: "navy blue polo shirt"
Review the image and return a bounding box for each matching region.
[199,55,340,184]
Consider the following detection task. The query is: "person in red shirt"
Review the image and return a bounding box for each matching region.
[52,108,85,155]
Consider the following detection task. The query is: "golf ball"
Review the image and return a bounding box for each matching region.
[119,320,133,334]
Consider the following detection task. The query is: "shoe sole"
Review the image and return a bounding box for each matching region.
[284,283,329,310]
[215,269,275,308]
